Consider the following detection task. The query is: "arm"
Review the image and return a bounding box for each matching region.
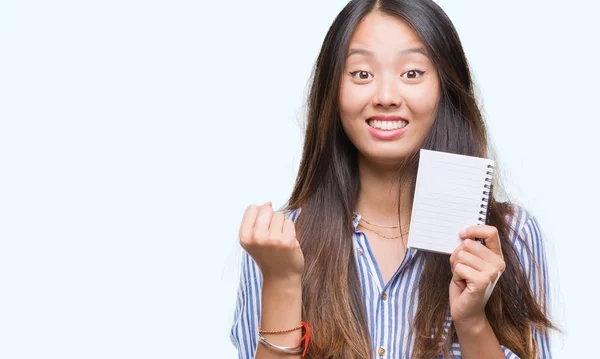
[450,225,507,359]
[230,252,303,359]
[230,206,305,359]
[258,276,303,359]
[451,212,552,359]
[450,234,507,359]
[454,316,506,359]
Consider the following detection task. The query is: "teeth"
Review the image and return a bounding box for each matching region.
[368,120,408,130]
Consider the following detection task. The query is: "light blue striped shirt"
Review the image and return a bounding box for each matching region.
[230,205,551,358]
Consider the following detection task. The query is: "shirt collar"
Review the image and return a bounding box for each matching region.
[351,212,361,231]
[352,211,419,256]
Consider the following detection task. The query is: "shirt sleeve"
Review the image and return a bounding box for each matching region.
[230,250,262,359]
[449,343,526,358]
[502,209,552,358]
[229,209,301,359]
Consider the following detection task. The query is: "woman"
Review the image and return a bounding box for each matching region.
[230,0,554,358]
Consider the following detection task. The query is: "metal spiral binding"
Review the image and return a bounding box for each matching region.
[478,164,495,225]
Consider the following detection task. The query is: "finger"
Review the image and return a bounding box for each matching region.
[461,239,506,272]
[453,249,496,273]
[459,224,497,242]
[239,205,260,245]
[450,241,470,266]
[459,225,502,257]
[455,263,500,302]
[450,242,465,266]
[452,277,466,291]
[454,262,486,287]
[451,264,468,291]
[253,204,274,241]
[268,212,285,239]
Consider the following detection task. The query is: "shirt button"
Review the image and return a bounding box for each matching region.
[357,248,363,255]
[381,292,387,300]
[378,347,386,356]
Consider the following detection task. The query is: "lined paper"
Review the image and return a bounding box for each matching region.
[407,149,495,254]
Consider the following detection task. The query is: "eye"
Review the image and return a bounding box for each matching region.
[401,70,425,80]
[349,71,373,81]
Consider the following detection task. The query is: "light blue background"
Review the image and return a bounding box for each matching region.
[1,1,598,358]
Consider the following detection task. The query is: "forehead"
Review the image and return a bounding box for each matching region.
[348,11,428,59]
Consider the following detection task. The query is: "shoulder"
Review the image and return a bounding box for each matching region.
[503,203,551,311]
[504,203,545,252]
[504,203,548,279]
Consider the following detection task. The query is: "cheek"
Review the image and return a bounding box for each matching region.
[406,82,439,117]
[339,80,371,119]
[339,83,371,144]
[404,85,440,137]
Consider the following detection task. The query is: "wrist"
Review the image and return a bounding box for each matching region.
[454,314,489,337]
[262,275,303,293]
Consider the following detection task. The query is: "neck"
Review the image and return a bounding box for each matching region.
[355,155,413,227]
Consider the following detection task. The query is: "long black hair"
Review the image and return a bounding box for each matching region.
[286,1,554,357]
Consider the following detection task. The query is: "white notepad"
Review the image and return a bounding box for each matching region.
[407,149,495,254]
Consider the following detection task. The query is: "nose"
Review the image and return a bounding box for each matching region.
[373,74,403,109]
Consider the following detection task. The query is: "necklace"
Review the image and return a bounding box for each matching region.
[359,216,410,229]
[357,222,410,239]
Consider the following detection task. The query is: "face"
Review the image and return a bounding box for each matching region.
[339,12,440,166]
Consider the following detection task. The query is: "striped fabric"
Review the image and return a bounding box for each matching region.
[230,206,551,358]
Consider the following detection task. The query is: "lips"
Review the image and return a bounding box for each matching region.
[365,115,408,140]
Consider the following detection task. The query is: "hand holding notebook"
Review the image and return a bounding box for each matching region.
[407,149,495,254]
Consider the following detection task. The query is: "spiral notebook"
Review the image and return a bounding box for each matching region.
[407,149,495,254]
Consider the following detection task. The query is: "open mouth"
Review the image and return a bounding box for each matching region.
[366,119,409,131]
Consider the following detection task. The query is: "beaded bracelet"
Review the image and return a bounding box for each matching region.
[259,323,303,334]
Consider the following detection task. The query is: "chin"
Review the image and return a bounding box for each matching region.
[359,148,414,168]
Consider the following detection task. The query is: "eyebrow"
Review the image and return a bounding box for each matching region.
[346,47,430,59]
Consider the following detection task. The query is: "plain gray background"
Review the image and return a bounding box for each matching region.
[1,0,598,358]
